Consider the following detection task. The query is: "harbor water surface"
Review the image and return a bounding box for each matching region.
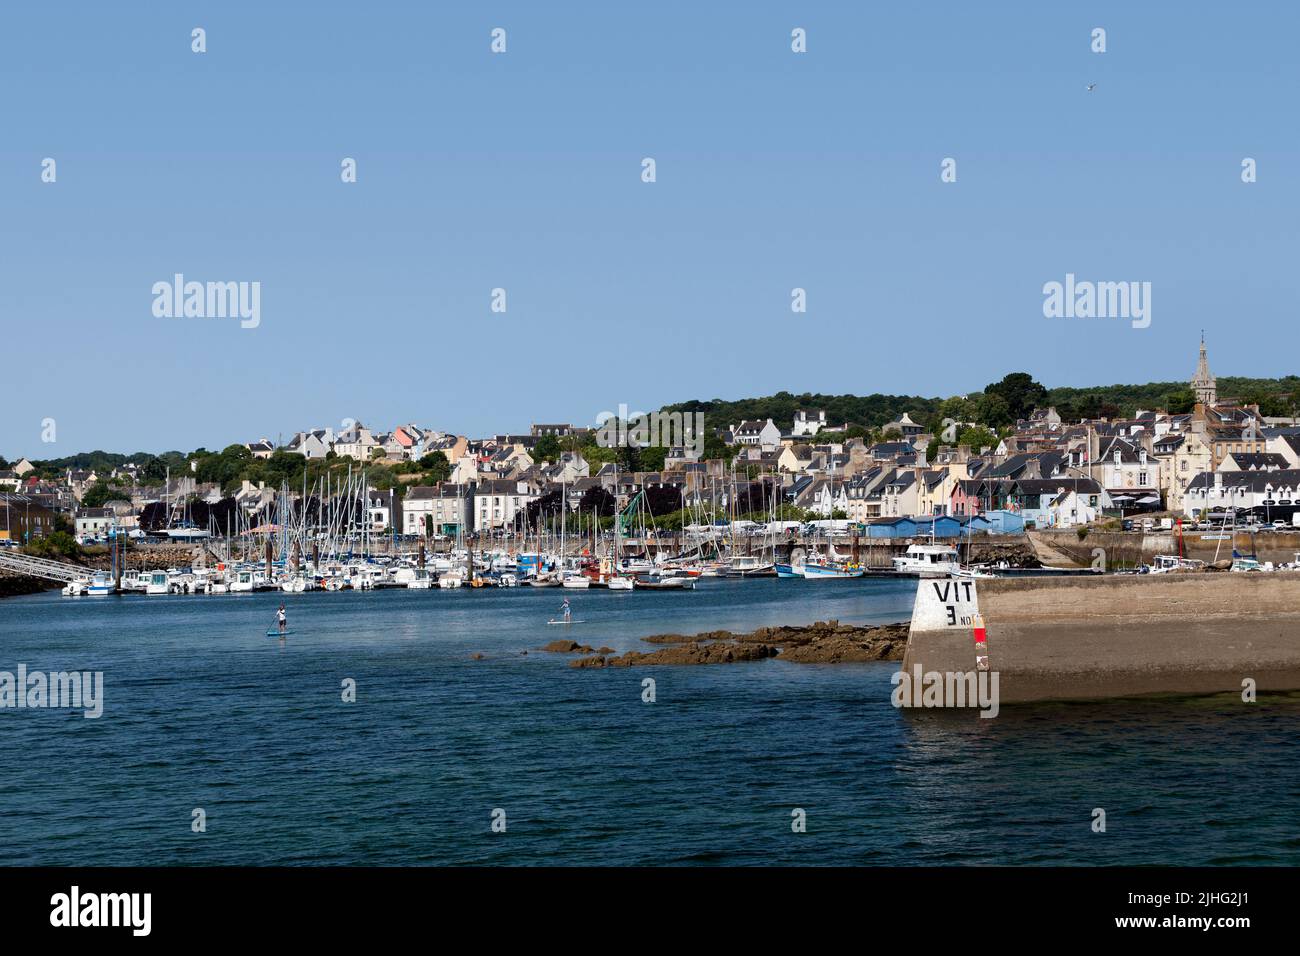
[1,578,1296,865]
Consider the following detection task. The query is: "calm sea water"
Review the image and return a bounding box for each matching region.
[0,578,1296,866]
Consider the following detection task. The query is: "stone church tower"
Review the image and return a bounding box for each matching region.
[1191,334,1217,406]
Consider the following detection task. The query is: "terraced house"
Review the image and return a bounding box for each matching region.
[473,479,536,531]
[0,494,55,543]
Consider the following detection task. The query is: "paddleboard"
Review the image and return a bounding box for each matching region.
[266,628,294,637]
[546,620,585,625]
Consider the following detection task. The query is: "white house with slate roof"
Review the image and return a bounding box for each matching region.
[730,419,781,449]
[792,409,827,437]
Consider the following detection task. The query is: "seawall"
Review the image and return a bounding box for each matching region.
[902,572,1300,702]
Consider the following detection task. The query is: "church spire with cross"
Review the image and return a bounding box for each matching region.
[1191,332,1217,406]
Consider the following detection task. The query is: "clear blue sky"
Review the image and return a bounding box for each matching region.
[2,1,1296,457]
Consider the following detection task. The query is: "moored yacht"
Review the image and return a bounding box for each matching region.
[85,571,115,595]
[891,544,962,577]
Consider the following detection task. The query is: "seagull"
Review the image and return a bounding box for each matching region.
[1086,83,1096,92]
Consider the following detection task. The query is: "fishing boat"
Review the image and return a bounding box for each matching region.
[775,547,807,578]
[801,562,863,580]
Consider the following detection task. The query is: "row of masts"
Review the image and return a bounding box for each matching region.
[170,464,827,567]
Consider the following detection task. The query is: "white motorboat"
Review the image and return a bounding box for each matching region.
[280,573,306,593]
[86,571,115,595]
[123,569,151,592]
[438,571,464,589]
[634,574,695,590]
[145,570,170,595]
[891,544,962,577]
[619,557,657,574]
[954,566,997,579]
[727,554,774,576]
[606,575,634,590]
[406,568,434,589]
[1150,555,1206,574]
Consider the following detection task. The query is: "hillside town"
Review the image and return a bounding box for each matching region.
[2,339,1299,554]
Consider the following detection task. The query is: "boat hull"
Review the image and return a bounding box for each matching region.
[801,564,863,579]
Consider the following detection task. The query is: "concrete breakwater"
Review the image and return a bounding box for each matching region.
[1031,527,1300,568]
[903,572,1300,703]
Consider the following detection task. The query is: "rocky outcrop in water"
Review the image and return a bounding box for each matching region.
[541,640,596,654]
[0,575,58,599]
[561,620,909,668]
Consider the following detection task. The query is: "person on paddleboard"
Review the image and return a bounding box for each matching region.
[560,598,571,624]
[277,604,287,635]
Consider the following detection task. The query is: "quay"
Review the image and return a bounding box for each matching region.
[903,572,1300,702]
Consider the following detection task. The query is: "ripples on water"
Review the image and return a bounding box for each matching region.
[0,579,1295,865]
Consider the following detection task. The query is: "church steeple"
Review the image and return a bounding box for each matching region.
[1191,332,1216,406]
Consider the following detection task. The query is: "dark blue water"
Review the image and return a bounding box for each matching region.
[1,579,1296,865]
